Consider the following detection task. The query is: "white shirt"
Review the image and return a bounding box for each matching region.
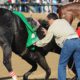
[36,19,78,48]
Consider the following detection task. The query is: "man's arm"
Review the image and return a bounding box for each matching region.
[35,26,54,47]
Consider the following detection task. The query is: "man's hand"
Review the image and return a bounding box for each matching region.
[41,27,47,35]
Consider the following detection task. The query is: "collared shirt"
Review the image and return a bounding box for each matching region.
[36,19,78,48]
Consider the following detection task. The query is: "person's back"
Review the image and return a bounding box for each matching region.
[47,19,78,47]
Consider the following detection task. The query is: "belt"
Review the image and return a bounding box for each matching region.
[69,38,78,40]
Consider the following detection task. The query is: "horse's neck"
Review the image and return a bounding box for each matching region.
[12,16,28,54]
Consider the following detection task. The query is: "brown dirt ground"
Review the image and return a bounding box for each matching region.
[0,49,75,80]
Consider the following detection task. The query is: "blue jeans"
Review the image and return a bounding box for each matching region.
[35,5,41,13]
[58,38,80,80]
[52,5,58,14]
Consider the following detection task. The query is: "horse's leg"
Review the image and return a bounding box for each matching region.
[2,42,18,80]
[22,53,38,80]
[2,43,12,71]
[23,62,37,80]
[36,52,51,80]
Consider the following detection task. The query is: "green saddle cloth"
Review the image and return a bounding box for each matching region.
[13,10,39,48]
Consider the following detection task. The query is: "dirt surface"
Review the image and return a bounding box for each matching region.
[0,48,75,79]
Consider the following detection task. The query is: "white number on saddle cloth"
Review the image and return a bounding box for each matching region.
[31,33,35,38]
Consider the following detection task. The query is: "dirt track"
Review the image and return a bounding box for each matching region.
[0,48,75,79]
[0,13,79,80]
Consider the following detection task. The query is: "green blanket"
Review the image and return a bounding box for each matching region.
[13,10,39,48]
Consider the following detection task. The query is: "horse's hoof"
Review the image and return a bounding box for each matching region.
[71,76,77,80]
[23,75,28,80]
[23,77,28,80]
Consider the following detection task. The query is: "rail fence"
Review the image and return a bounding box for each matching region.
[0,2,73,12]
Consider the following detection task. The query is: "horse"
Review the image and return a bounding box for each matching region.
[0,8,50,80]
[58,2,80,24]
[0,8,76,80]
[0,8,60,80]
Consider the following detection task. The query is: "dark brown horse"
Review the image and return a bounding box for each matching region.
[0,8,51,80]
[58,2,80,24]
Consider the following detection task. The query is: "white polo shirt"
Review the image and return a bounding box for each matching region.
[36,19,78,48]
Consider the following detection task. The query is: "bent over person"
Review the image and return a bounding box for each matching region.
[34,13,80,80]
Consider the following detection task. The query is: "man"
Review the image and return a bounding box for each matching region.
[34,0,42,13]
[34,13,80,80]
[50,0,58,13]
[19,0,29,12]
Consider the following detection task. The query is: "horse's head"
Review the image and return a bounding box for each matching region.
[38,19,49,30]
[26,17,40,31]
[26,17,49,39]
[37,19,49,39]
